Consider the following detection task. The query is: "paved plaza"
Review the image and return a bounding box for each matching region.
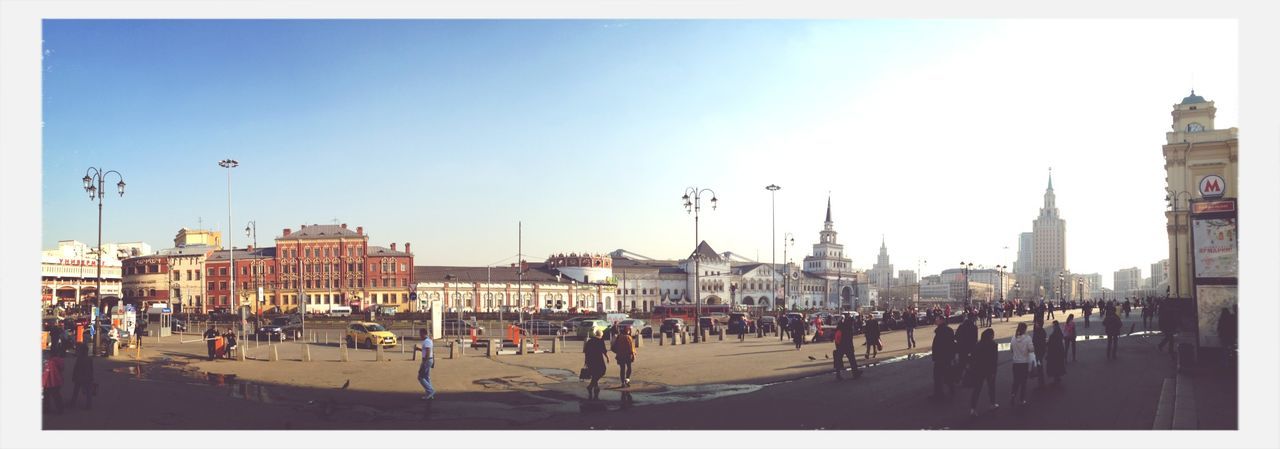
[41,308,1236,430]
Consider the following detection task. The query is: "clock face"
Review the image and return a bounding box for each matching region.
[1188,122,1204,133]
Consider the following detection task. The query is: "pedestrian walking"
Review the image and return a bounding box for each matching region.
[49,323,65,356]
[930,318,956,400]
[965,328,999,416]
[415,329,435,401]
[1064,314,1078,362]
[1009,322,1033,407]
[833,317,862,381]
[611,327,636,387]
[1032,321,1047,388]
[1142,303,1154,330]
[68,343,94,410]
[42,350,65,415]
[1123,299,1132,319]
[1047,301,1056,320]
[791,317,806,350]
[135,318,147,350]
[1046,321,1067,385]
[1104,308,1123,360]
[1156,301,1177,359]
[582,329,608,399]
[737,319,747,341]
[954,317,978,374]
[903,309,918,349]
[204,327,219,361]
[779,314,790,340]
[863,318,882,360]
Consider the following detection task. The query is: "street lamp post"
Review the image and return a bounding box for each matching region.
[1058,273,1065,305]
[682,187,718,343]
[765,184,781,313]
[82,167,125,357]
[782,232,794,312]
[959,261,975,308]
[994,264,1007,304]
[218,158,241,343]
[915,259,926,310]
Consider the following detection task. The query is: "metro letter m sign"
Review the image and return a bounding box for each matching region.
[1199,175,1226,198]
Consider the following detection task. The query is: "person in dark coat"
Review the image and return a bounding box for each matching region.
[966,328,999,416]
[833,317,862,381]
[1104,308,1123,360]
[1031,321,1047,388]
[204,327,219,361]
[1217,307,1237,353]
[68,343,94,409]
[863,318,881,360]
[930,318,956,400]
[954,317,978,374]
[1045,321,1067,384]
[903,309,918,349]
[779,314,790,340]
[790,316,806,350]
[1034,302,1045,324]
[582,329,609,399]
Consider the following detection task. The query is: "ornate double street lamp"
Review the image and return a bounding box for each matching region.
[1058,272,1066,304]
[959,261,975,308]
[682,186,717,343]
[765,184,781,313]
[82,167,125,357]
[994,264,1008,304]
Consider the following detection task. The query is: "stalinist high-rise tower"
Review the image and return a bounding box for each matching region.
[1032,169,1067,299]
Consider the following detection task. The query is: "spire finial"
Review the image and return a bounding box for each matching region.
[1048,166,1053,190]
[825,193,832,223]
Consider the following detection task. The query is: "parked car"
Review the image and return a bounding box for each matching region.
[170,318,188,333]
[575,320,609,339]
[441,319,485,337]
[726,312,756,334]
[257,315,302,341]
[870,310,885,320]
[757,315,777,334]
[519,319,566,336]
[345,322,398,349]
[659,318,686,335]
[617,319,653,338]
[709,312,730,325]
[561,316,591,331]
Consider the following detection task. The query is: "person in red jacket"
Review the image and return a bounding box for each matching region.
[42,351,65,415]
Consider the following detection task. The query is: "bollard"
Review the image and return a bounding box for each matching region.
[757,326,764,338]
[376,344,386,362]
[552,337,560,354]
[340,341,350,362]
[635,334,643,348]
[659,333,666,346]
[679,331,687,345]
[488,339,499,358]
[701,328,708,342]
[238,344,246,361]
[303,343,312,362]
[718,329,724,341]
[449,341,457,359]
[269,344,280,361]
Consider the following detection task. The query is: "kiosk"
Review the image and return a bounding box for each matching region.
[147,304,173,337]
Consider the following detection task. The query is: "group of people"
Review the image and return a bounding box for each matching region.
[581,326,639,399]
[203,327,240,360]
[42,344,95,415]
[929,314,1077,416]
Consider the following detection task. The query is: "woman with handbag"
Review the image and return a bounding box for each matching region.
[1009,322,1033,407]
[582,329,609,399]
[1046,321,1067,385]
[967,328,999,416]
[610,327,636,388]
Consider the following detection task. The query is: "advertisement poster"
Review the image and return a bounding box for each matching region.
[1192,217,1237,278]
[1196,285,1237,348]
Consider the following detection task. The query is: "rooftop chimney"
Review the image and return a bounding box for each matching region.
[247,245,254,252]
[283,228,292,237]
[390,243,397,251]
[405,242,411,254]
[341,223,347,229]
[357,226,363,235]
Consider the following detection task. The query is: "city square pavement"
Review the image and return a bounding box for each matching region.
[42,307,1235,430]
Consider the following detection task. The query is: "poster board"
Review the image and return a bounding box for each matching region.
[1192,217,1238,278]
[1196,285,1237,348]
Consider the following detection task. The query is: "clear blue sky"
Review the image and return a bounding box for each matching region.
[42,20,1238,287]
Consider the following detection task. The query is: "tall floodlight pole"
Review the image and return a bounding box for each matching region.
[82,167,126,357]
[682,187,717,343]
[219,158,240,342]
[765,184,781,312]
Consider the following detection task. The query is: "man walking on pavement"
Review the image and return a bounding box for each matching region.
[930,318,956,401]
[954,316,978,378]
[1104,307,1123,360]
[833,317,862,381]
[414,329,435,403]
[903,308,918,349]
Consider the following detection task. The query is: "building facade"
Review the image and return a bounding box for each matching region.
[414,255,619,314]
[1032,171,1067,298]
[121,255,170,309]
[1113,267,1144,297]
[41,240,123,308]
[1163,91,1238,300]
[1015,232,1034,274]
[869,237,895,289]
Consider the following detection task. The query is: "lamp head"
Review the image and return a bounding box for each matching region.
[116,180,125,196]
[82,174,92,190]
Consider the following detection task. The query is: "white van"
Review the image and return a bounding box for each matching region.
[328,306,352,317]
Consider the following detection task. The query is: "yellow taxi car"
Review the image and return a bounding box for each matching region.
[345,321,398,349]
